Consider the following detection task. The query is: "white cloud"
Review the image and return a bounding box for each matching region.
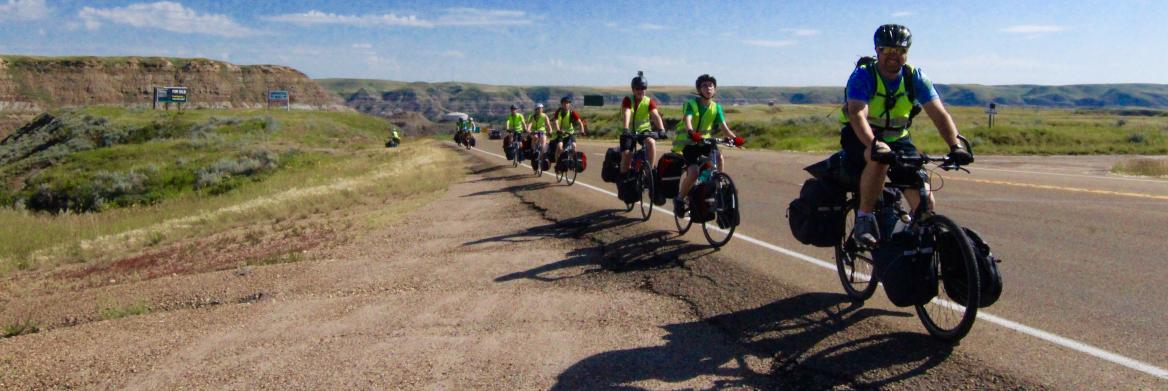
[783,28,819,37]
[441,50,465,58]
[264,8,530,28]
[351,43,373,49]
[638,23,665,30]
[435,8,530,27]
[743,39,797,48]
[78,2,259,37]
[1001,25,1065,34]
[264,10,431,27]
[891,11,913,17]
[0,0,49,21]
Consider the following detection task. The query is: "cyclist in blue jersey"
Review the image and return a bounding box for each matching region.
[843,24,973,248]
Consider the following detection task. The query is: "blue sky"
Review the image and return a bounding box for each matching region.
[0,0,1164,86]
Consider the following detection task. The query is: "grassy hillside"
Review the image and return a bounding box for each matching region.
[0,107,397,214]
[0,107,463,276]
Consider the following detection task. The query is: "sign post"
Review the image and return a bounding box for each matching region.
[268,90,290,111]
[985,103,998,128]
[583,95,604,107]
[154,87,188,111]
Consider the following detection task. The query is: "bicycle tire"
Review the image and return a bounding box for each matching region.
[565,153,578,186]
[835,202,878,301]
[914,214,980,343]
[638,162,654,221]
[702,172,736,248]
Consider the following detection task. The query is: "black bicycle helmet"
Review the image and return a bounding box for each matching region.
[874,24,912,48]
[510,104,518,110]
[560,95,572,103]
[695,74,717,90]
[630,71,648,89]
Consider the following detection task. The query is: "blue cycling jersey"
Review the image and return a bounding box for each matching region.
[845,65,939,105]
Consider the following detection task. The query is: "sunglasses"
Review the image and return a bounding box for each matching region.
[879,46,908,55]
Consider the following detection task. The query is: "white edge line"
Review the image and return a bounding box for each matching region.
[461,143,1168,380]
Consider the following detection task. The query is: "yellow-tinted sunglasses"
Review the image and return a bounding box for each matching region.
[879,46,908,55]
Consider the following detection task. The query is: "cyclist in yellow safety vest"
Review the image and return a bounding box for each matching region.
[843,24,972,248]
[620,71,665,175]
[673,74,739,216]
[552,96,587,164]
[526,103,553,173]
[503,104,527,152]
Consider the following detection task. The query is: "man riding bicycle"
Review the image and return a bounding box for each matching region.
[552,96,587,165]
[527,103,553,173]
[673,74,738,215]
[503,104,528,154]
[620,71,666,175]
[842,24,973,248]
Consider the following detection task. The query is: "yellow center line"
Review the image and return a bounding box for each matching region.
[949,177,1168,201]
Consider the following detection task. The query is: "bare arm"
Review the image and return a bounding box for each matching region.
[684,114,694,132]
[846,100,876,147]
[650,109,665,130]
[719,122,737,140]
[621,107,632,129]
[922,98,960,146]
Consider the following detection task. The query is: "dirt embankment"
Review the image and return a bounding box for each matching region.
[0,56,348,112]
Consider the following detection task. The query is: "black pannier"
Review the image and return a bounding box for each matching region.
[939,227,1004,308]
[787,178,847,247]
[601,147,621,183]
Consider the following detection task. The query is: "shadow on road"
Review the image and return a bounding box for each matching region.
[462,181,552,197]
[468,209,638,248]
[494,229,714,283]
[552,293,953,389]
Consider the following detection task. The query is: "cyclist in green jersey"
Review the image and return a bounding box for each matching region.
[552,96,587,164]
[620,71,665,175]
[527,103,553,172]
[673,74,738,215]
[503,104,528,151]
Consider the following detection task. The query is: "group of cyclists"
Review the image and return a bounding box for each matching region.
[454,116,477,148]
[473,24,973,251]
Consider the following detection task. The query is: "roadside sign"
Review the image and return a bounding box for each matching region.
[268,90,290,110]
[583,95,604,107]
[153,86,188,110]
[986,103,998,128]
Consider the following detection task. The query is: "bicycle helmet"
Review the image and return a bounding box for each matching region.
[630,71,648,90]
[874,24,912,48]
[560,96,572,103]
[510,104,518,110]
[535,103,544,109]
[695,74,717,91]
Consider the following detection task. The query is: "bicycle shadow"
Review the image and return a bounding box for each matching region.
[552,292,952,389]
[494,230,713,283]
[462,181,551,198]
[468,209,637,247]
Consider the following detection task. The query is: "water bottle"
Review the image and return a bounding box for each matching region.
[697,168,711,183]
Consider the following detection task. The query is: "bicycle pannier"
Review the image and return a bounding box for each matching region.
[875,232,938,307]
[655,153,685,200]
[688,182,715,223]
[787,178,847,247]
[939,227,1003,308]
[602,147,621,183]
[576,151,587,172]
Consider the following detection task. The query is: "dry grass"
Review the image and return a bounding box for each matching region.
[1111,158,1168,178]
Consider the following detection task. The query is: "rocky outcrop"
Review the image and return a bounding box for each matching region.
[0,56,348,111]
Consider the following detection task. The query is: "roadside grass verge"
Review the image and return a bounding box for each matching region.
[2,320,39,338]
[0,138,460,277]
[1111,158,1168,178]
[99,300,151,321]
[565,104,1168,155]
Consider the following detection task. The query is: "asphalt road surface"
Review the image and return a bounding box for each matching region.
[474,138,1167,388]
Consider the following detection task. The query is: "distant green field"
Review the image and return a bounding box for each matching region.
[566,104,1168,155]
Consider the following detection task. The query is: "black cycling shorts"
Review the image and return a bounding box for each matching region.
[620,133,651,152]
[682,143,714,165]
[840,125,924,188]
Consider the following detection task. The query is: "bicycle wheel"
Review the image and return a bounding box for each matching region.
[565,153,578,186]
[555,156,564,183]
[512,144,519,167]
[702,172,736,248]
[534,148,544,177]
[836,203,878,301]
[638,162,654,221]
[915,214,980,343]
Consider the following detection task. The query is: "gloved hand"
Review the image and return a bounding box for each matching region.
[948,144,974,165]
[869,141,895,164]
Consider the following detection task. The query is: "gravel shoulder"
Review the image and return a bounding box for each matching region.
[0,146,1043,389]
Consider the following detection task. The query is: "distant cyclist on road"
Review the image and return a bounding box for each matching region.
[552,96,587,164]
[619,71,666,176]
[527,103,553,173]
[504,104,528,153]
[673,74,738,215]
[842,24,972,247]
